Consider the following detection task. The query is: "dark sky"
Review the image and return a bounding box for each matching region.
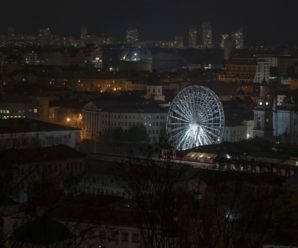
[1,0,297,45]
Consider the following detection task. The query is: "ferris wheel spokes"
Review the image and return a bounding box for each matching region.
[166,85,225,151]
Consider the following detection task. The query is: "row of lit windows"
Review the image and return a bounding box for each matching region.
[148,129,161,134]
[0,108,38,114]
[84,187,126,198]
[103,120,164,127]
[0,109,10,114]
[1,115,25,119]
[0,135,73,148]
[97,230,139,243]
[103,121,142,127]
[102,113,166,120]
[16,161,83,177]
[79,226,139,243]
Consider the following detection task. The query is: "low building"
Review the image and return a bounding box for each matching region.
[83,99,168,144]
[9,216,73,248]
[253,82,298,145]
[54,195,142,248]
[273,106,298,145]
[79,156,128,198]
[0,119,81,150]
[180,139,298,177]
[144,73,166,102]
[254,56,278,83]
[48,101,85,129]
[219,56,257,83]
[222,100,254,142]
[223,125,248,143]
[0,145,85,202]
[0,97,49,121]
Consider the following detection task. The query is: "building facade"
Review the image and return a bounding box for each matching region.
[219,56,257,83]
[83,101,168,143]
[126,27,139,44]
[254,56,278,83]
[174,34,184,48]
[202,22,213,48]
[0,145,85,202]
[0,119,81,150]
[0,97,49,121]
[253,83,298,145]
[232,28,244,49]
[188,26,198,48]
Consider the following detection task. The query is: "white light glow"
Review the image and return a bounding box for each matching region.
[166,85,225,151]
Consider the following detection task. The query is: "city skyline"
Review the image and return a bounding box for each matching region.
[0,1,298,247]
[0,0,297,45]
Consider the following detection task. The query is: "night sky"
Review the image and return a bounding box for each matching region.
[1,0,297,45]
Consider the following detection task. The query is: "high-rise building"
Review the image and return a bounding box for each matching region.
[220,34,229,48]
[38,27,52,47]
[223,37,235,61]
[126,27,139,44]
[188,26,198,48]
[8,26,15,37]
[202,22,212,48]
[80,25,88,38]
[174,34,184,48]
[39,27,51,37]
[232,28,244,49]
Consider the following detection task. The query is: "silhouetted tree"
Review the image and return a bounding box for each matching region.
[116,148,285,248]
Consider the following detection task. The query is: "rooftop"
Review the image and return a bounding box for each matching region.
[180,138,298,161]
[0,118,80,134]
[12,216,73,245]
[222,99,254,126]
[53,194,138,227]
[0,145,85,165]
[87,99,168,114]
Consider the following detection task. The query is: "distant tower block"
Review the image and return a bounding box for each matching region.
[174,35,184,48]
[80,25,88,38]
[220,34,229,48]
[224,37,236,61]
[39,27,51,37]
[202,22,213,48]
[232,28,244,49]
[126,27,139,44]
[188,26,198,48]
[8,26,15,37]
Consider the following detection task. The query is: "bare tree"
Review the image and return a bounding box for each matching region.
[116,147,284,248]
[115,147,203,248]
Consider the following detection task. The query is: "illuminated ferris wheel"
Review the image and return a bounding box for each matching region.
[166,85,225,151]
